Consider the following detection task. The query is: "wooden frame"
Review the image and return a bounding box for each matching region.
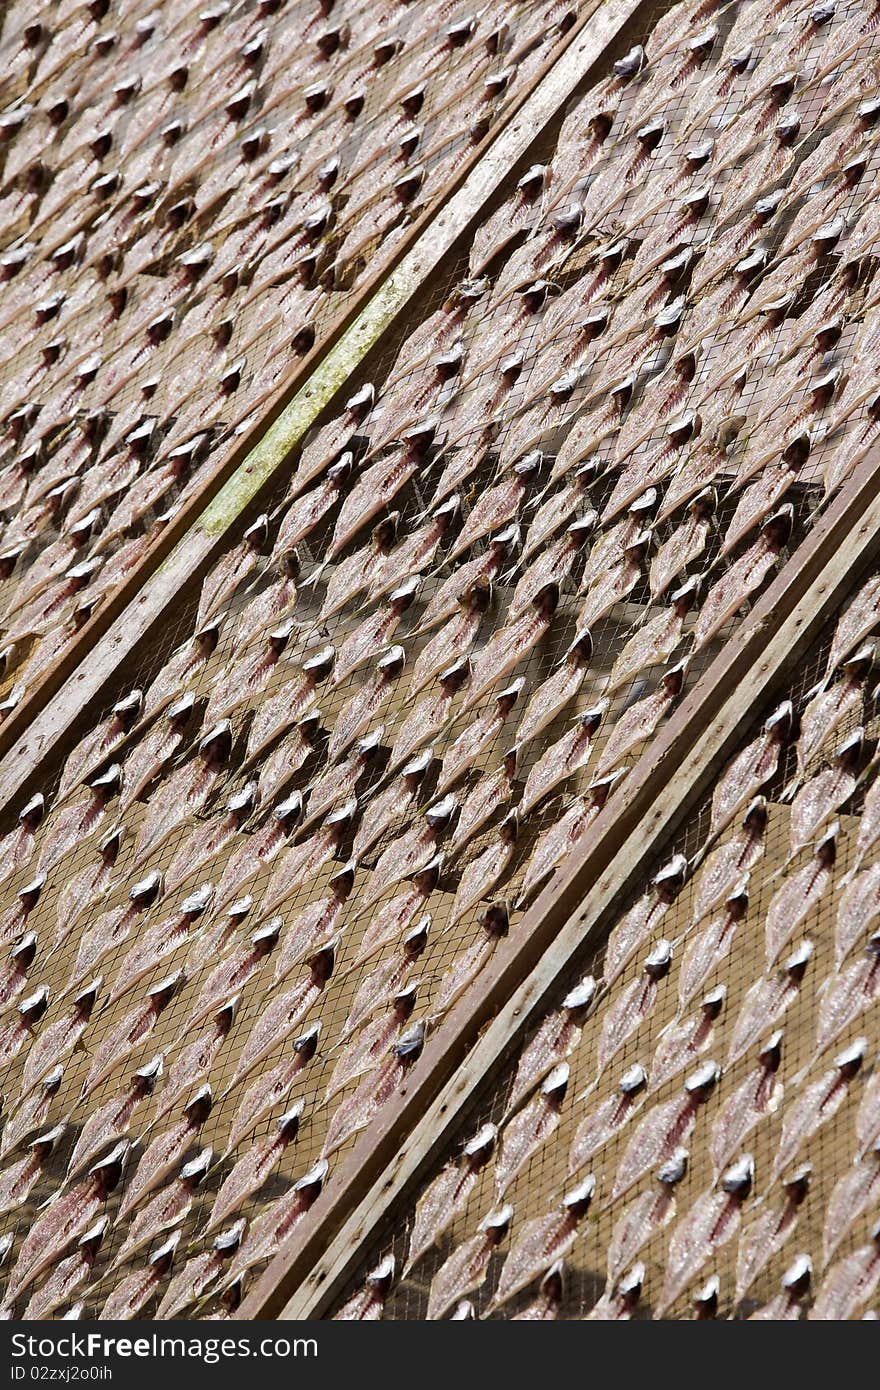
[0,0,647,810]
[237,452,880,1318]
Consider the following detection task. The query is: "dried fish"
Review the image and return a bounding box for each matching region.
[514,629,593,749]
[332,579,419,686]
[451,750,518,859]
[511,1262,564,1320]
[815,935,880,1058]
[16,978,99,1100]
[496,1063,569,1198]
[322,1023,426,1158]
[587,1262,644,1320]
[606,580,697,694]
[0,1065,63,1160]
[58,690,142,799]
[491,1176,596,1312]
[691,507,792,651]
[212,792,303,913]
[767,822,837,962]
[353,748,434,859]
[328,645,406,762]
[657,1154,754,1315]
[0,931,37,1010]
[735,1164,811,1303]
[65,1055,163,1183]
[223,942,336,1097]
[198,516,267,625]
[244,646,334,765]
[797,644,873,776]
[206,1108,302,1235]
[21,1216,108,1321]
[506,978,596,1119]
[594,662,685,779]
[405,1125,497,1275]
[711,1033,784,1177]
[612,1061,719,1200]
[605,854,687,986]
[693,797,766,920]
[326,985,420,1103]
[810,1221,880,1321]
[788,734,861,856]
[823,1141,880,1270]
[436,684,522,797]
[709,702,791,839]
[649,491,715,600]
[117,1086,214,1223]
[0,873,47,949]
[81,972,183,1101]
[151,998,238,1129]
[334,1253,397,1322]
[163,785,257,896]
[52,823,123,943]
[426,1207,513,1321]
[606,1150,689,1288]
[0,1125,65,1218]
[570,1065,647,1173]
[855,1068,880,1159]
[97,1232,180,1320]
[187,919,281,1030]
[597,941,673,1075]
[433,904,510,1017]
[110,1148,212,1272]
[342,914,431,1038]
[771,1038,866,1184]
[748,1253,813,1321]
[357,796,457,915]
[826,575,880,677]
[729,941,813,1066]
[0,795,43,892]
[67,873,161,995]
[108,884,212,1006]
[407,585,490,699]
[38,764,121,874]
[651,987,725,1092]
[132,724,232,868]
[520,704,606,817]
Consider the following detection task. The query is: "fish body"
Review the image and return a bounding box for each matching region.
[225,1026,320,1156]
[728,942,812,1065]
[810,1232,880,1321]
[0,1065,63,1159]
[514,637,592,749]
[17,979,100,1099]
[21,1218,106,1320]
[658,1156,753,1315]
[692,800,765,919]
[606,1150,689,1287]
[322,1024,425,1157]
[81,974,182,1101]
[271,882,351,988]
[520,706,606,817]
[650,988,725,1092]
[111,1148,212,1271]
[710,1036,784,1177]
[604,855,686,986]
[612,1062,719,1200]
[405,1125,497,1275]
[823,1151,880,1269]
[426,1208,513,1321]
[735,1168,811,1303]
[491,1180,595,1312]
[595,664,685,779]
[117,1089,213,1223]
[151,1002,237,1129]
[709,703,790,838]
[451,759,516,860]
[327,647,404,762]
[496,1064,569,1198]
[188,920,281,1029]
[772,1040,866,1183]
[342,918,429,1037]
[206,1109,301,1234]
[569,1066,647,1172]
[596,942,673,1074]
[224,1161,328,1287]
[450,819,517,927]
[65,1056,162,1182]
[224,944,335,1096]
[97,1232,180,1319]
[0,1126,64,1217]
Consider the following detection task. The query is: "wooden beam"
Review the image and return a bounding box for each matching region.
[0,0,639,799]
[238,450,880,1319]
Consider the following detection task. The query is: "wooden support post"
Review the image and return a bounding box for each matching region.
[238,452,880,1319]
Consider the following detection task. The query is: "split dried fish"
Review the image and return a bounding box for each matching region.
[322,1023,425,1158]
[188,919,281,1029]
[594,662,686,779]
[110,1148,212,1272]
[426,1207,513,1321]
[711,1033,784,1178]
[108,884,212,1006]
[197,517,266,626]
[657,1154,754,1315]
[604,855,686,986]
[491,1176,596,1312]
[788,736,860,857]
[520,704,606,817]
[596,941,673,1075]
[728,941,812,1066]
[21,1217,107,1320]
[650,987,725,1092]
[767,823,836,962]
[514,630,593,750]
[334,1253,397,1322]
[81,972,183,1101]
[57,690,142,799]
[404,1125,497,1276]
[0,1124,65,1218]
[223,942,336,1097]
[206,1108,302,1234]
[692,798,766,920]
[771,1038,866,1184]
[357,796,456,915]
[735,1165,811,1304]
[709,703,791,839]
[810,1222,880,1321]
[0,1065,63,1160]
[328,645,405,762]
[67,873,161,997]
[326,985,420,1103]
[814,936,880,1058]
[97,1232,180,1320]
[506,978,596,1118]
[16,978,99,1100]
[495,1063,569,1198]
[612,1061,719,1201]
[433,904,510,1017]
[691,506,792,652]
[606,1149,689,1289]
[451,751,518,860]
[823,1142,880,1270]
[224,1024,319,1159]
[569,1065,647,1173]
[342,915,430,1038]
[117,1086,214,1223]
[65,1055,163,1183]
[151,998,238,1129]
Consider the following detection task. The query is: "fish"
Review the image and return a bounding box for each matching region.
[826,575,880,677]
[404,1123,498,1276]
[162,785,258,896]
[218,1163,327,1296]
[132,723,232,868]
[577,529,651,631]
[231,552,300,648]
[96,1231,180,1320]
[51,823,124,945]
[348,867,437,976]
[809,1221,880,1321]
[449,817,517,929]
[767,824,836,962]
[596,940,673,1075]
[569,1065,647,1173]
[692,797,766,920]
[12,980,96,1103]
[327,645,406,762]
[151,997,239,1130]
[426,1206,513,1321]
[445,455,540,567]
[604,854,687,986]
[490,1175,596,1313]
[383,677,460,777]
[300,732,383,833]
[649,491,715,600]
[432,904,510,1017]
[141,616,223,721]
[326,434,428,561]
[795,731,865,865]
[711,1032,784,1178]
[0,794,43,892]
[514,629,593,750]
[81,972,183,1101]
[107,884,213,1006]
[57,690,143,800]
[6,1143,128,1303]
[748,1253,813,1321]
[205,1107,302,1235]
[257,712,324,804]
[451,750,519,860]
[0,931,37,1010]
[495,1063,569,1198]
[436,684,523,798]
[332,580,419,687]
[728,940,813,1066]
[0,1064,63,1160]
[855,1068,880,1159]
[657,1154,754,1315]
[205,621,297,725]
[735,1163,812,1303]
[606,580,697,695]
[321,1023,426,1158]
[65,1055,164,1183]
[244,645,334,766]
[771,1038,867,1184]
[0,872,47,949]
[511,1261,565,1320]
[586,1262,645,1320]
[197,516,267,625]
[611,1060,720,1200]
[407,585,490,700]
[357,796,457,916]
[0,1124,65,1218]
[814,935,880,1058]
[316,513,401,621]
[292,383,375,494]
[520,704,607,817]
[109,1148,213,1271]
[155,1219,247,1320]
[21,1216,108,1321]
[605,1150,689,1289]
[460,586,559,717]
[66,872,162,994]
[521,463,599,564]
[211,792,303,913]
[223,941,336,1097]
[679,885,750,1025]
[117,1085,214,1224]
[184,918,280,1031]
[709,702,791,839]
[508,518,595,622]
[327,981,422,1102]
[259,804,357,918]
[650,987,725,1092]
[334,1253,398,1322]
[506,977,596,1120]
[341,914,431,1038]
[822,1142,880,1270]
[691,506,792,652]
[37,764,122,874]
[797,644,874,778]
[413,527,515,636]
[271,868,354,989]
[594,661,686,779]
[370,498,460,604]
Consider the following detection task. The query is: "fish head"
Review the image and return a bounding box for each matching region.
[701,985,726,1019]
[180,1146,213,1185]
[184,1083,214,1125]
[835,727,864,770]
[78,1216,109,1256]
[843,639,878,678]
[378,644,406,677]
[684,1058,720,1101]
[325,797,358,831]
[18,792,45,830]
[784,939,814,980]
[243,515,269,553]
[782,1253,812,1298]
[562,975,596,1016]
[99,823,125,863]
[412,853,443,893]
[389,575,421,612]
[113,689,143,728]
[18,983,49,1025]
[653,852,687,900]
[764,699,793,740]
[661,658,688,697]
[268,618,297,653]
[616,1262,644,1304]
[426,793,458,830]
[251,916,282,952]
[692,1274,719,1317]
[10,931,38,969]
[17,871,46,910]
[499,809,519,845]
[542,1061,570,1101]
[463,1123,498,1168]
[227,894,254,922]
[199,720,233,764]
[393,1021,426,1062]
[277,1101,304,1141]
[720,1153,754,1197]
[644,939,672,980]
[812,212,846,253]
[656,1147,689,1187]
[308,937,337,984]
[759,1030,784,1072]
[330,860,358,899]
[743,795,768,836]
[129,869,163,908]
[619,1063,647,1097]
[40,1063,65,1095]
[450,1300,475,1319]
[298,710,324,746]
[135,1052,164,1089]
[181,882,213,917]
[781,1163,812,1207]
[195,612,224,656]
[90,1139,129,1193]
[479,1204,514,1242]
[495,678,525,715]
[148,970,185,1010]
[577,700,608,737]
[28,1122,67,1157]
[274,790,304,830]
[614,44,645,79]
[403,913,432,956]
[438,658,470,695]
[833,1036,867,1079]
[670,573,701,614]
[432,493,461,532]
[303,643,336,683]
[366,1253,396,1291]
[520,280,551,313]
[148,1230,182,1277]
[500,743,520,781]
[482,901,510,935]
[588,767,626,810]
[609,373,635,409]
[295,1158,330,1203]
[292,1020,322,1063]
[563,1173,596,1219]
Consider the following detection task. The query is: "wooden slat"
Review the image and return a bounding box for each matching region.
[237,447,880,1319]
[0,0,642,804]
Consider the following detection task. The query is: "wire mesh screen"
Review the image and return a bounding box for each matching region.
[0,0,587,716]
[330,562,880,1321]
[4,0,880,1321]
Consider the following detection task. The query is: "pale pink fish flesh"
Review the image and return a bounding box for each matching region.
[826,575,880,676]
[835,863,880,967]
[814,942,880,1058]
[17,978,100,1099]
[349,877,434,973]
[342,916,430,1037]
[65,1054,163,1181]
[258,811,354,917]
[450,819,517,926]
[357,796,455,915]
[612,1062,719,1200]
[491,1177,596,1311]
[520,705,606,817]
[426,1207,513,1321]
[0,1064,63,1160]
[223,943,336,1097]
[822,1147,880,1269]
[223,1161,328,1286]
[51,825,123,942]
[185,920,281,1031]
[514,635,592,749]
[0,1124,65,1218]
[771,1040,866,1183]
[692,798,766,919]
[506,977,596,1117]
[735,1166,811,1303]
[603,855,686,986]
[435,686,520,797]
[352,751,433,858]
[108,888,212,1006]
[57,690,142,798]
[657,1155,753,1315]
[569,1065,647,1173]
[21,1217,106,1320]
[679,890,747,1017]
[81,973,183,1101]
[596,941,672,1074]
[327,647,405,762]
[809,1229,880,1321]
[451,758,516,859]
[849,763,880,874]
[788,738,860,856]
[433,905,509,1016]
[511,1262,564,1319]
[606,1150,689,1287]
[728,941,813,1065]
[206,1109,301,1234]
[404,1124,497,1275]
[117,1086,213,1223]
[710,1034,784,1177]
[322,1024,425,1158]
[766,833,835,962]
[334,1253,397,1321]
[650,987,725,1091]
[594,663,685,779]
[110,1148,212,1271]
[97,1232,180,1319]
[709,702,791,837]
[855,1069,880,1158]
[496,1064,569,1198]
[272,877,353,988]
